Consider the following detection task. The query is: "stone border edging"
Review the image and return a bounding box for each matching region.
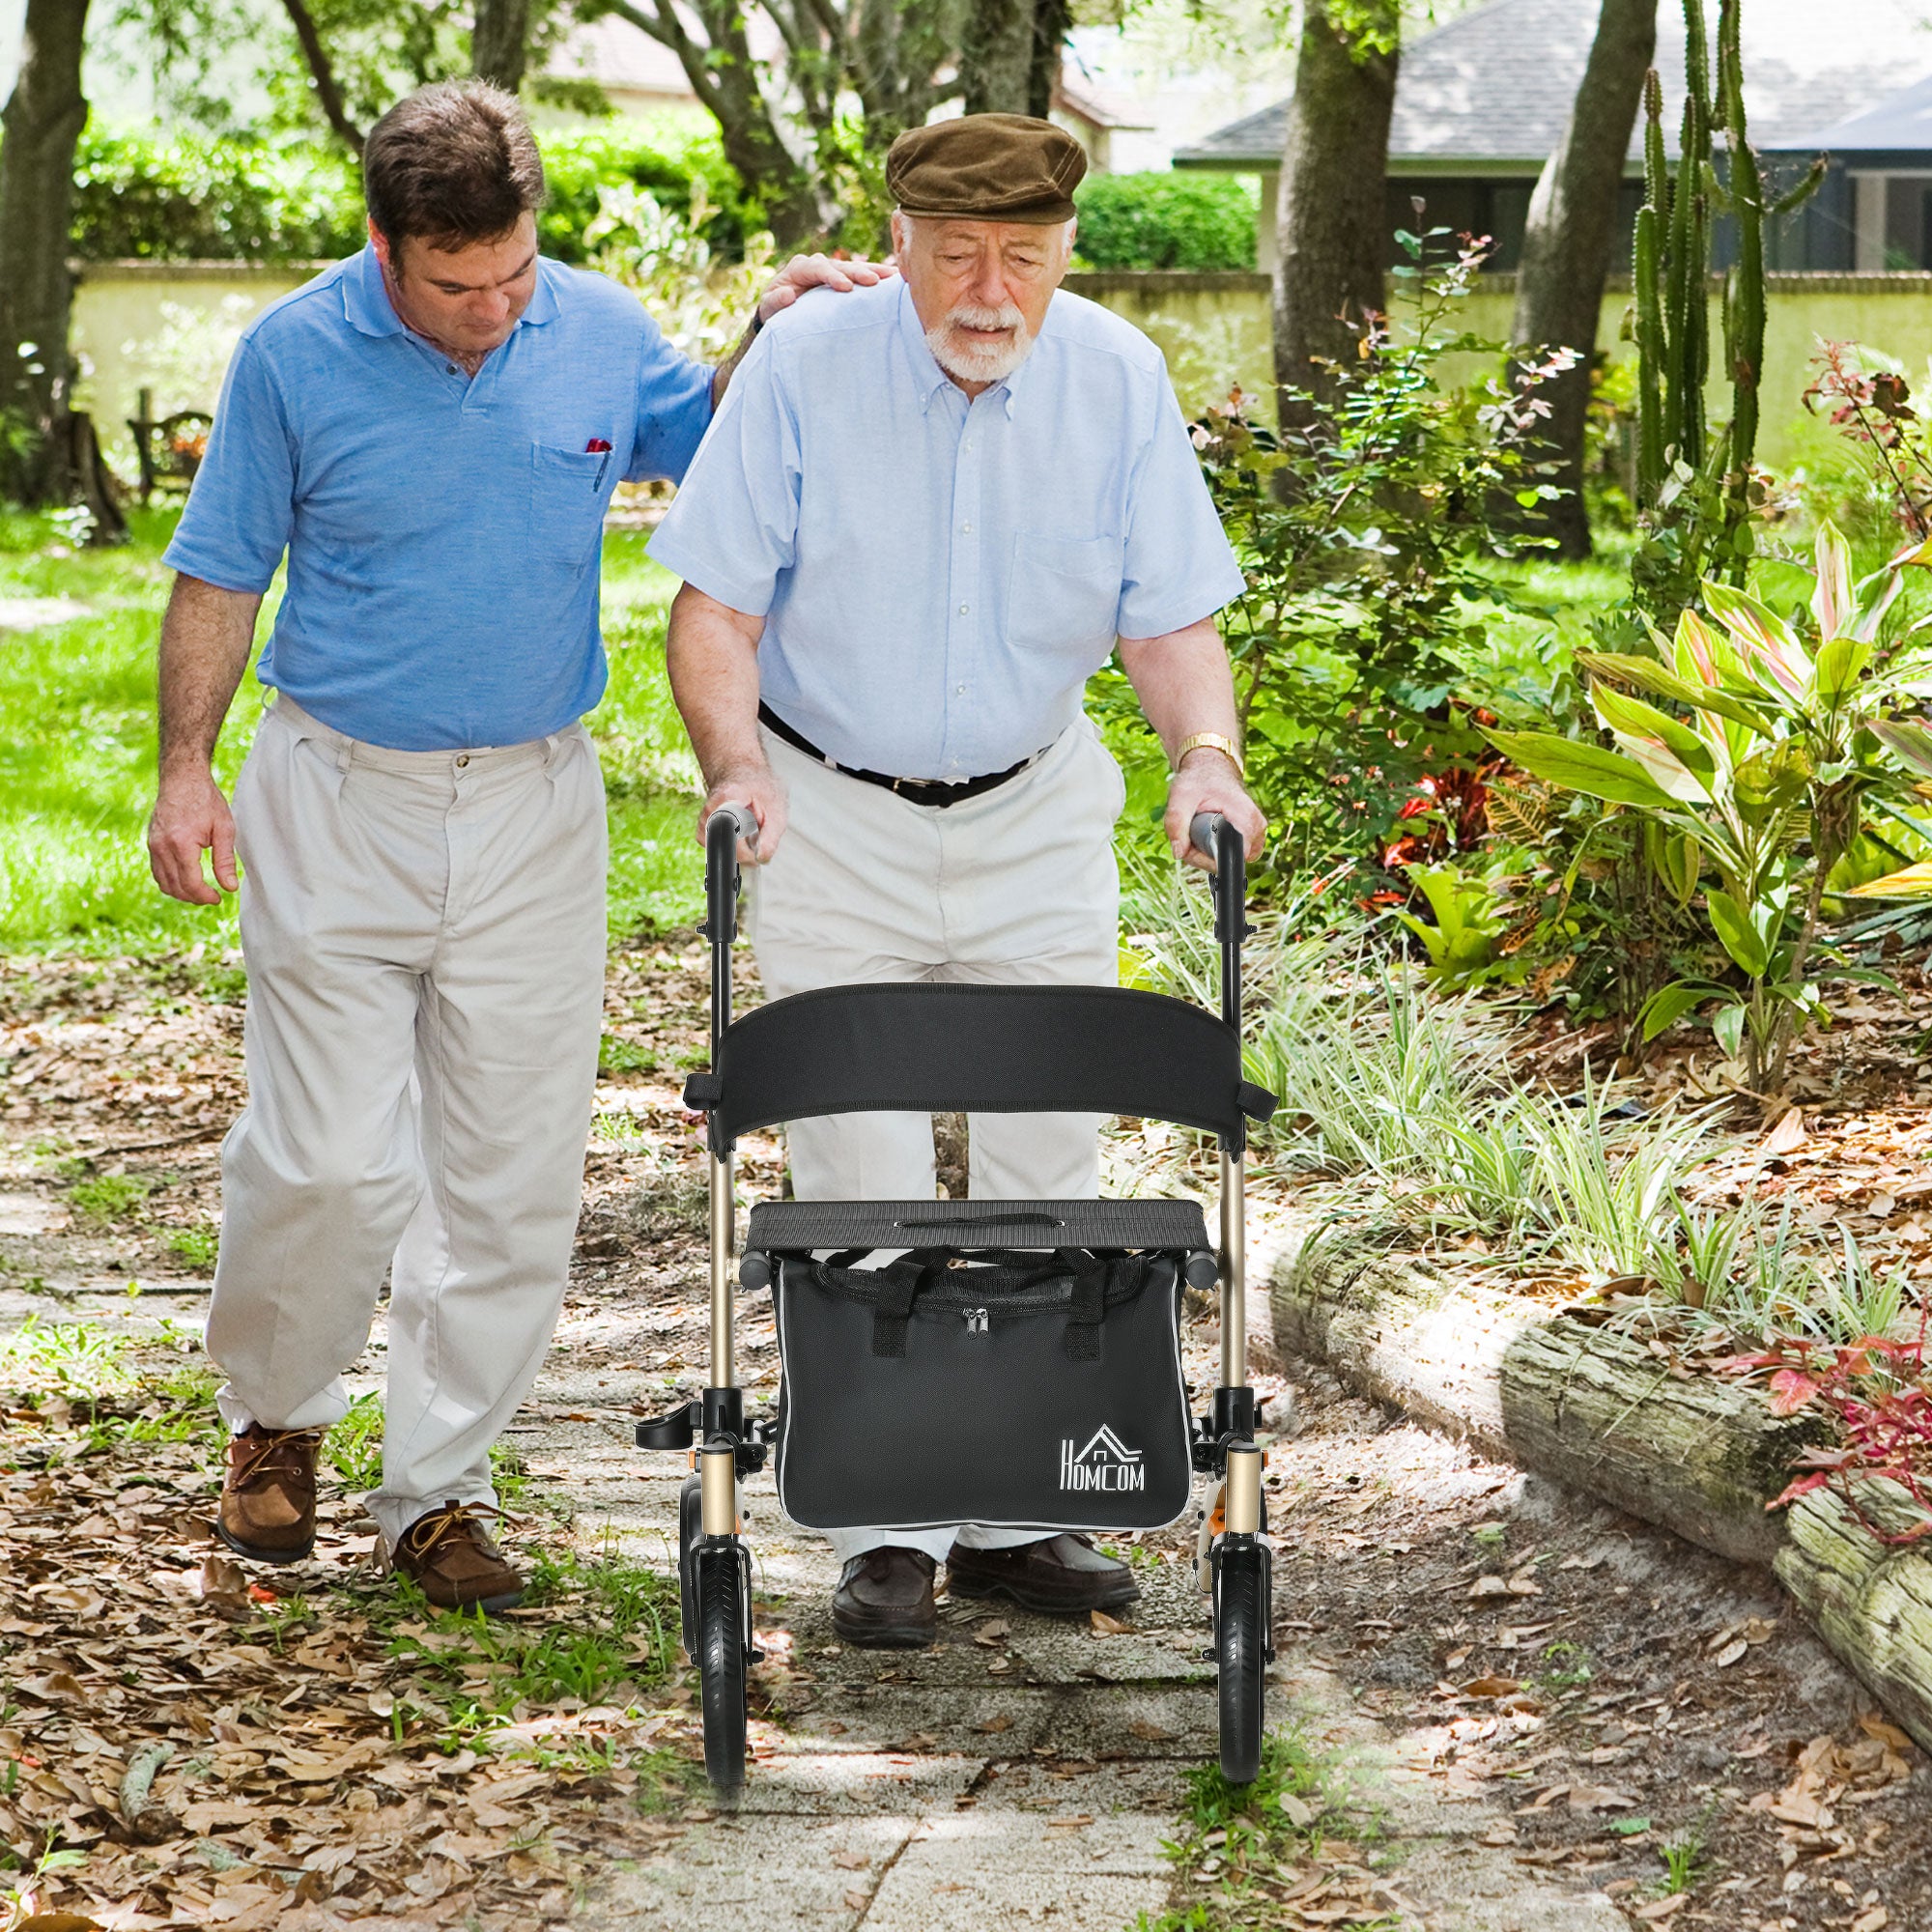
[1267,1238,1932,1750]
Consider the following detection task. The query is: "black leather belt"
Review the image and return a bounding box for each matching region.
[758,702,1045,809]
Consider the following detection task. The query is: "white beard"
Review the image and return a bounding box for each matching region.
[925,300,1036,384]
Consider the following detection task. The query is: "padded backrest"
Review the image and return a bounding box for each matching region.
[696,982,1271,1150]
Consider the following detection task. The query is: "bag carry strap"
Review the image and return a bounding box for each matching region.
[1060,1247,1109,1361]
[870,1249,942,1357]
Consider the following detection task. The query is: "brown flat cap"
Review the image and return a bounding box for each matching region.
[887,113,1087,225]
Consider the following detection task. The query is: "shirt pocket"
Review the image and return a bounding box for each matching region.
[529,443,611,572]
[1007,533,1123,660]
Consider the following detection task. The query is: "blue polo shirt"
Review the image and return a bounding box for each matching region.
[164,246,714,751]
[648,277,1243,781]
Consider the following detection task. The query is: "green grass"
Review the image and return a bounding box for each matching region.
[67,1173,152,1223]
[0,508,703,953]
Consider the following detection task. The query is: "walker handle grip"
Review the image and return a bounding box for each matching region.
[704,803,757,946]
[1188,812,1227,867]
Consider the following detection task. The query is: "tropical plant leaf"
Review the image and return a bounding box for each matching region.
[1707,889,1772,978]
[1703,581,1814,702]
[1577,650,1765,730]
[1814,635,1872,705]
[1638,980,1716,1041]
[1712,1001,1747,1059]
[1811,518,1854,640]
[1481,730,1679,810]
[1847,862,1932,898]
[1869,717,1932,780]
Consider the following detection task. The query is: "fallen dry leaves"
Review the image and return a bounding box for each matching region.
[0,1400,702,1930]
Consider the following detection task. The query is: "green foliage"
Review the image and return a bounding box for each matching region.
[1392,859,1523,990]
[326,1391,385,1491]
[1492,520,1932,1089]
[1070,172,1257,272]
[68,128,365,263]
[57,122,753,267]
[1160,229,1559,877]
[162,1221,219,1270]
[68,1173,152,1223]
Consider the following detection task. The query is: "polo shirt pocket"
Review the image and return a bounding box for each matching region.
[1007,533,1123,659]
[530,443,610,572]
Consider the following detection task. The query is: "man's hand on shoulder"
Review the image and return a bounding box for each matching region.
[149,763,240,906]
[1166,749,1265,873]
[700,766,789,867]
[756,253,898,329]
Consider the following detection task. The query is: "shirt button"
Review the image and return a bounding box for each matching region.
[955,684,966,695]
[958,603,969,615]
[456,754,470,768]
[445,363,457,375]
[961,522,972,533]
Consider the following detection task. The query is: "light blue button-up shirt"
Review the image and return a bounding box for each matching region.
[164,246,714,751]
[648,276,1243,781]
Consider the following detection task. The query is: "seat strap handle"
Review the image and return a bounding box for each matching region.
[870,1249,940,1357]
[1061,1247,1109,1361]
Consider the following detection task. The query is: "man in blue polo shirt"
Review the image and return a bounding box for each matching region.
[146,78,884,1612]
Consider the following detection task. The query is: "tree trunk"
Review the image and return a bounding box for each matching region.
[1272,0,1398,431]
[1776,1484,1932,1754]
[1508,0,1658,558]
[471,0,531,92]
[602,0,827,245]
[959,0,1033,114]
[1272,1241,1828,1566]
[0,0,92,507]
[1270,1236,1932,1751]
[1027,0,1069,121]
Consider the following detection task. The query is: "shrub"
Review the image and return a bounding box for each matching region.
[1071,171,1257,272]
[58,121,754,266]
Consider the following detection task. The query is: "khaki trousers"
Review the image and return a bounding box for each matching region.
[207,697,607,1546]
[750,714,1123,1564]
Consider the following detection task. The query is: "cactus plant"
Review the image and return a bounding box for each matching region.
[1630,0,1819,617]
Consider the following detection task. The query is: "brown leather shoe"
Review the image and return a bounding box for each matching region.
[832,1547,937,1649]
[946,1534,1140,1615]
[216,1424,323,1564]
[390,1500,526,1614]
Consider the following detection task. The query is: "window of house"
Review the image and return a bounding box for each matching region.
[1852,172,1932,270]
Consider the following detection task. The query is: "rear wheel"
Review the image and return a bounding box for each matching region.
[696,1542,749,1792]
[1214,1541,1269,1785]
[677,1473,703,1655]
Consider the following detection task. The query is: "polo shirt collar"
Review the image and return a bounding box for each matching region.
[340,244,561,339]
[895,276,1039,419]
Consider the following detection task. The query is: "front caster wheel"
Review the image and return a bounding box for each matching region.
[696,1541,750,1792]
[1213,1539,1270,1785]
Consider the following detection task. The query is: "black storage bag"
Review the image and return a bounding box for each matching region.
[772,1247,1192,1534]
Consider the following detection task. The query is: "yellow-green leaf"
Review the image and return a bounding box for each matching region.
[1847,863,1932,898]
[1482,729,1679,810]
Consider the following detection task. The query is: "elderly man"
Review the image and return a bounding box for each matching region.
[650,113,1265,1649]
[146,78,884,1612]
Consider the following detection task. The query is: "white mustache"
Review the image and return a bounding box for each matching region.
[941,301,1025,337]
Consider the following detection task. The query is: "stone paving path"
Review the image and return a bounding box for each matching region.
[524,1354,1630,1932]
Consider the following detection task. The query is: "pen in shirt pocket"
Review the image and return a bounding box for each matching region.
[585,436,612,489]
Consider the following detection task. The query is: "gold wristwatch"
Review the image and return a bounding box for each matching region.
[1173,731,1245,778]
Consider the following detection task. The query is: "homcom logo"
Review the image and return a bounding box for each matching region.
[1059,1426,1146,1492]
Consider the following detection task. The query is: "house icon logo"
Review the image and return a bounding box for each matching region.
[1059,1425,1147,1493]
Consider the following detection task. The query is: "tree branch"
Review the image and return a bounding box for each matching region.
[275,0,366,156]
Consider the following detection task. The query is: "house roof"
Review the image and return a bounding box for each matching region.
[1804,71,1932,152]
[1176,0,1932,171]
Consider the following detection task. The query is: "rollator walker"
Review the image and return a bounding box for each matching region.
[637,803,1278,1792]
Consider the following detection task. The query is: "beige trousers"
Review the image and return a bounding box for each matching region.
[750,714,1123,1564]
[207,697,607,1546]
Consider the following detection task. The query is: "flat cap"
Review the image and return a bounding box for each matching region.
[886,113,1087,225]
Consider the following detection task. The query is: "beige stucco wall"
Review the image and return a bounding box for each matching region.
[1068,270,1932,474]
[70,261,324,475]
[71,261,1932,484]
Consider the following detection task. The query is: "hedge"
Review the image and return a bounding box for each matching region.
[59,121,755,265]
[1071,171,1258,273]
